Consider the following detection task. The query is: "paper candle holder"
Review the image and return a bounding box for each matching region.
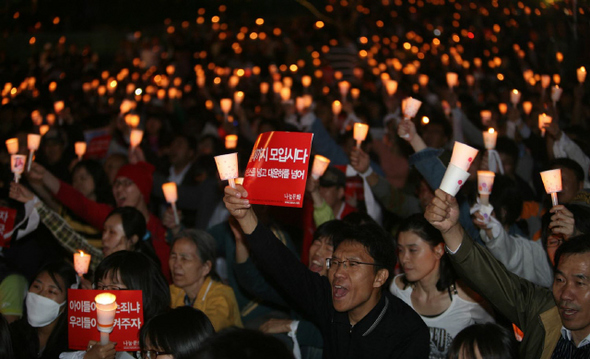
[124,114,140,128]
[301,75,312,88]
[214,152,239,188]
[540,169,562,207]
[522,101,533,115]
[551,86,562,103]
[450,142,479,172]
[234,91,245,105]
[446,72,459,89]
[578,67,587,83]
[538,114,552,137]
[311,155,331,179]
[95,293,118,345]
[483,128,497,150]
[351,88,360,100]
[39,125,50,137]
[480,110,492,126]
[5,138,18,155]
[220,98,232,115]
[510,89,521,105]
[339,81,350,100]
[403,97,422,119]
[73,251,91,276]
[129,129,144,148]
[541,75,551,88]
[11,154,26,183]
[54,101,64,114]
[28,134,41,151]
[162,182,180,225]
[385,80,398,97]
[332,100,342,116]
[353,123,369,148]
[477,170,495,196]
[75,142,87,160]
[225,135,238,149]
[440,163,470,196]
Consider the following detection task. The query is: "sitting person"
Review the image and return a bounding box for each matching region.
[169,230,243,331]
[65,251,170,359]
[392,214,494,358]
[195,327,294,359]
[10,182,159,272]
[426,188,590,358]
[447,323,519,359]
[224,185,429,358]
[139,306,215,359]
[10,261,77,359]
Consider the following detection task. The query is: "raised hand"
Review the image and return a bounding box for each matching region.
[223,185,257,234]
[549,205,576,238]
[349,147,370,174]
[424,189,460,234]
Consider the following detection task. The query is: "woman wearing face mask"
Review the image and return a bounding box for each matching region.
[61,251,170,359]
[9,182,159,273]
[10,261,77,359]
[391,214,495,359]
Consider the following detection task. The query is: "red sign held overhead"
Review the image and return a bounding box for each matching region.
[243,131,314,208]
[68,289,143,351]
[0,207,17,247]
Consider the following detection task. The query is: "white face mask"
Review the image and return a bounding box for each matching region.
[26,292,66,327]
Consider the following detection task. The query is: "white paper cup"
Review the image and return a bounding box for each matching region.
[450,142,479,172]
[403,97,422,119]
[482,129,497,150]
[440,163,470,196]
[479,203,494,224]
[214,152,239,181]
[540,169,562,194]
[95,293,117,334]
[353,123,369,142]
[311,155,331,179]
[477,171,495,195]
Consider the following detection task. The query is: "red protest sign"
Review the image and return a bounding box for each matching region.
[243,131,313,208]
[84,127,112,160]
[0,207,17,247]
[68,289,143,351]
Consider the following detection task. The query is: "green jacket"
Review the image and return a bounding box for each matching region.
[450,230,562,359]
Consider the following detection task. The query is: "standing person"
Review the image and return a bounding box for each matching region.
[392,214,494,358]
[169,230,242,331]
[10,261,77,359]
[223,185,429,358]
[425,189,590,358]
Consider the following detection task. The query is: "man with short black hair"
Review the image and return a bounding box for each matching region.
[426,189,590,358]
[224,186,429,359]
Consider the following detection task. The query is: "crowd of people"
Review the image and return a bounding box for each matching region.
[1,0,590,358]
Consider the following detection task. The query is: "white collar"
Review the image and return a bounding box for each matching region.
[560,326,590,348]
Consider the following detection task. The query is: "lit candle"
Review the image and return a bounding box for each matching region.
[120,99,136,114]
[421,116,430,125]
[311,155,331,179]
[338,81,350,102]
[303,95,313,108]
[551,86,562,104]
[402,97,422,120]
[483,128,497,150]
[234,91,244,106]
[46,114,56,126]
[39,125,50,137]
[27,134,41,172]
[214,152,239,188]
[510,89,521,106]
[578,67,587,83]
[31,110,43,126]
[385,79,398,97]
[522,101,533,115]
[11,154,26,183]
[95,293,118,345]
[480,110,492,126]
[75,142,87,160]
[446,72,459,89]
[220,98,232,121]
[162,182,180,225]
[353,123,369,148]
[418,74,429,87]
[234,177,244,185]
[129,129,144,148]
[332,100,342,116]
[283,77,293,89]
[541,75,551,89]
[124,114,140,128]
[280,87,291,102]
[450,141,479,172]
[540,169,562,206]
[301,75,312,89]
[295,97,305,113]
[73,250,91,277]
[225,134,238,149]
[5,138,18,155]
[260,82,269,94]
[351,88,360,101]
[53,101,64,115]
[498,103,508,116]
[538,113,552,137]
[477,171,495,205]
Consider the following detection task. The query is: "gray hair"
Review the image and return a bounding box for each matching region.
[171,229,220,281]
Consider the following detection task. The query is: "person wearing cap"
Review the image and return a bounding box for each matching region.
[27,160,171,280]
[312,166,356,225]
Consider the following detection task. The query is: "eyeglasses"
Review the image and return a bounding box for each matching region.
[142,350,170,359]
[325,258,381,271]
[113,178,134,188]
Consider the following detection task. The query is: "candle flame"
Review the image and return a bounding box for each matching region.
[488,128,495,134]
[79,250,86,257]
[95,293,117,305]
